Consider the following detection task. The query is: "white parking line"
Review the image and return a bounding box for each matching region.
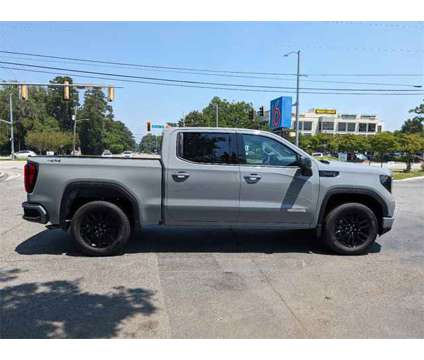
[5,174,21,182]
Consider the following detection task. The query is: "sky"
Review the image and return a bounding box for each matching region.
[0,21,423,142]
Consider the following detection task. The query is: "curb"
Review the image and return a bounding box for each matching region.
[394,176,424,182]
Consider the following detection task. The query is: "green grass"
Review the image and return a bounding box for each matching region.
[392,170,424,180]
[321,156,338,161]
[312,156,338,161]
[0,158,26,161]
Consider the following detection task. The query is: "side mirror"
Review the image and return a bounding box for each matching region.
[298,156,313,176]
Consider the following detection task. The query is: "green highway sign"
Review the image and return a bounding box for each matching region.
[152,124,164,129]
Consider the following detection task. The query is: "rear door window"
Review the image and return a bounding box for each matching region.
[178,132,237,164]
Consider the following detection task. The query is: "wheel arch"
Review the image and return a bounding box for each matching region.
[318,188,388,235]
[60,181,141,230]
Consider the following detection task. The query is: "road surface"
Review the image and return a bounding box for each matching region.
[1,161,423,338]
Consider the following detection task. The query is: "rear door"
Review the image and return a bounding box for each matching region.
[165,130,240,225]
[237,132,318,225]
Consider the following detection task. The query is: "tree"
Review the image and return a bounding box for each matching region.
[179,97,259,129]
[103,120,136,154]
[329,134,370,154]
[401,118,423,134]
[46,76,79,132]
[179,111,205,127]
[0,84,56,151]
[331,134,356,153]
[397,133,424,172]
[26,131,74,154]
[369,132,398,166]
[402,99,424,134]
[0,122,9,155]
[77,88,111,155]
[139,133,162,154]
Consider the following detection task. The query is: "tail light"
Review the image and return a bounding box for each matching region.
[24,162,38,193]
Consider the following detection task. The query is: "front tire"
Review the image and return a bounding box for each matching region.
[323,202,378,255]
[71,201,131,256]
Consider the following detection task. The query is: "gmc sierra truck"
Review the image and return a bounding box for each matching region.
[22,127,395,256]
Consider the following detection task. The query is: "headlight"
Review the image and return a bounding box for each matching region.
[380,175,392,193]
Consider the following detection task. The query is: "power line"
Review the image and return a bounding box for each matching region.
[0,60,423,93]
[305,71,423,77]
[0,54,298,82]
[331,21,424,29]
[301,78,422,87]
[0,53,421,88]
[304,44,424,54]
[0,49,422,78]
[1,65,423,96]
[0,50,298,76]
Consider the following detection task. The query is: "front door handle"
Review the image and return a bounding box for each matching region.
[244,174,262,184]
[172,171,190,182]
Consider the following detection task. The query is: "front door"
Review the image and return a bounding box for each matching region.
[165,131,240,225]
[237,133,318,225]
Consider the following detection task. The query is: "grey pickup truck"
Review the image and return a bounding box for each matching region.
[22,127,395,256]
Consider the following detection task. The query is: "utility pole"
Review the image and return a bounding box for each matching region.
[9,93,15,160]
[72,111,77,155]
[214,103,219,127]
[295,50,300,147]
[284,50,301,147]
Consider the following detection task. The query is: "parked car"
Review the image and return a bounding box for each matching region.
[14,150,36,159]
[121,151,134,158]
[355,153,368,161]
[22,127,395,256]
[312,152,324,158]
[347,153,367,162]
[102,150,113,158]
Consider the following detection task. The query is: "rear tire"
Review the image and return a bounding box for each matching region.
[71,200,131,256]
[323,202,378,255]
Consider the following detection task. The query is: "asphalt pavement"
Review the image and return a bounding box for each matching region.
[1,161,423,338]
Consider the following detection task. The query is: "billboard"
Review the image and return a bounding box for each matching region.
[315,108,336,115]
[270,96,292,129]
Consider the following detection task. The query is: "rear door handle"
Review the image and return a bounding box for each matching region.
[172,171,190,182]
[244,174,262,184]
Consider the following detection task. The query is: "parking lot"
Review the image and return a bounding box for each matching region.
[1,160,423,338]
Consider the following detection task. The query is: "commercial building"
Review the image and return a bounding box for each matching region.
[293,108,384,136]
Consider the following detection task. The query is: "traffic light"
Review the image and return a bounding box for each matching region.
[107,86,115,102]
[147,121,151,132]
[20,84,28,100]
[64,80,70,101]
[259,106,264,117]
[249,109,255,120]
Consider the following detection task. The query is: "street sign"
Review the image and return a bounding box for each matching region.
[152,124,164,129]
[270,96,292,129]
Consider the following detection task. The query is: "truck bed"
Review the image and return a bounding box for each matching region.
[27,156,163,225]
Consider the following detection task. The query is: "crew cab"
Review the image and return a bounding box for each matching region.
[22,127,395,256]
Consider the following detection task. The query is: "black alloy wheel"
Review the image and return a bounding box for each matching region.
[71,201,131,256]
[334,210,371,248]
[80,207,120,248]
[323,202,378,255]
